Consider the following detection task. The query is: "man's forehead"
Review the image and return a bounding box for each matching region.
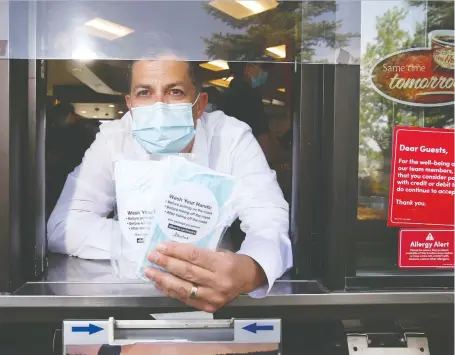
[132,60,191,84]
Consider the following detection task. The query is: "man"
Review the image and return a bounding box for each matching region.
[221,62,284,164]
[46,103,97,216]
[47,55,292,312]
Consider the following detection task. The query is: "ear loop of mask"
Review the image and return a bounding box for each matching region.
[192,93,201,107]
[192,93,202,122]
[246,64,259,76]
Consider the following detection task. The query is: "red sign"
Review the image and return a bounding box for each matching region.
[388,126,454,227]
[399,229,454,268]
[370,30,454,107]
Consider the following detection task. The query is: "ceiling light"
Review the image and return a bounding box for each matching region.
[277,88,285,93]
[237,1,265,13]
[118,111,124,114]
[93,115,98,118]
[200,60,230,72]
[266,44,286,59]
[208,0,278,20]
[81,110,87,114]
[208,76,233,88]
[84,18,134,41]
[272,99,285,106]
[108,104,115,108]
[72,46,98,61]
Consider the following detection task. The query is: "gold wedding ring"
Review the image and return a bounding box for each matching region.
[189,285,198,300]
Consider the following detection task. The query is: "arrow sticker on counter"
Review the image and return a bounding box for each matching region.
[242,323,274,334]
[72,324,103,335]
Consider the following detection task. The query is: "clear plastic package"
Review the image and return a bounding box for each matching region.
[111,155,237,281]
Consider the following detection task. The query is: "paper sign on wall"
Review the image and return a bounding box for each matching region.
[388,126,454,227]
[399,229,454,268]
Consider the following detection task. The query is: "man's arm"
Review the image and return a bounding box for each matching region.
[47,129,117,259]
[232,128,293,296]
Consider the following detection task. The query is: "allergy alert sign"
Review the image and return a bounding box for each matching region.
[388,126,454,227]
[399,229,454,268]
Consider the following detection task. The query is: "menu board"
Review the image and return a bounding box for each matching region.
[388,126,454,227]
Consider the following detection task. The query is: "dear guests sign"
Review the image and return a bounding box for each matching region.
[370,30,454,107]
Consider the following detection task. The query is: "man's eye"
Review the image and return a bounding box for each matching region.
[137,90,150,97]
[169,89,184,96]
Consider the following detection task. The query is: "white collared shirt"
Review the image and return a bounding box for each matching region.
[47,111,293,297]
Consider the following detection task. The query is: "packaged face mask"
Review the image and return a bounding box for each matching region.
[137,157,237,279]
[114,160,166,264]
[113,154,197,275]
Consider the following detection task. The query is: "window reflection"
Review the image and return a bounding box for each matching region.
[45,58,293,217]
[357,0,454,221]
[7,1,357,64]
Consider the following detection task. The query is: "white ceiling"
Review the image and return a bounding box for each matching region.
[73,103,127,120]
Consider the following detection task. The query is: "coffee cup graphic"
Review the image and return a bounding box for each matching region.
[429,30,454,70]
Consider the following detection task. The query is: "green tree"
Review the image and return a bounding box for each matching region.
[203,1,357,61]
[409,0,454,129]
[410,0,454,47]
[358,7,415,185]
[358,3,454,198]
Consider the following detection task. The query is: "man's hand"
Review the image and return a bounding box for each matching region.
[144,242,267,313]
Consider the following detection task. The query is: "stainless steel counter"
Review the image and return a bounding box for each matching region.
[0,255,453,322]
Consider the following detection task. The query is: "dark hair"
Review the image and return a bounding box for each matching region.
[127,60,202,94]
[53,102,75,116]
[229,61,247,77]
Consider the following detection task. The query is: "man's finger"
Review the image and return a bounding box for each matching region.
[154,283,217,313]
[156,242,217,271]
[148,251,215,287]
[145,267,222,313]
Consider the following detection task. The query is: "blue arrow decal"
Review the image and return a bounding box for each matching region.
[72,324,103,335]
[243,323,274,334]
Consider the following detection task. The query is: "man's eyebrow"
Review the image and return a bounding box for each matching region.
[164,81,185,89]
[132,84,153,91]
[132,81,185,91]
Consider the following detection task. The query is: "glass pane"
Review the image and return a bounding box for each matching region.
[358,0,454,222]
[40,3,298,286]
[4,1,362,65]
[2,1,364,290]
[356,0,454,274]
[301,0,360,63]
[6,0,303,62]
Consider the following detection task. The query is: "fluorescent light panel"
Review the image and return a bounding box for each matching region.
[208,76,233,88]
[266,44,286,59]
[262,98,285,106]
[208,0,278,20]
[200,60,230,72]
[237,1,265,13]
[84,18,134,40]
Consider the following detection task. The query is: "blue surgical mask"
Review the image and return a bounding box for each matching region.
[131,95,199,154]
[250,69,268,88]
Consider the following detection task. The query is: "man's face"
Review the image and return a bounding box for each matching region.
[126,60,208,126]
[245,63,262,79]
